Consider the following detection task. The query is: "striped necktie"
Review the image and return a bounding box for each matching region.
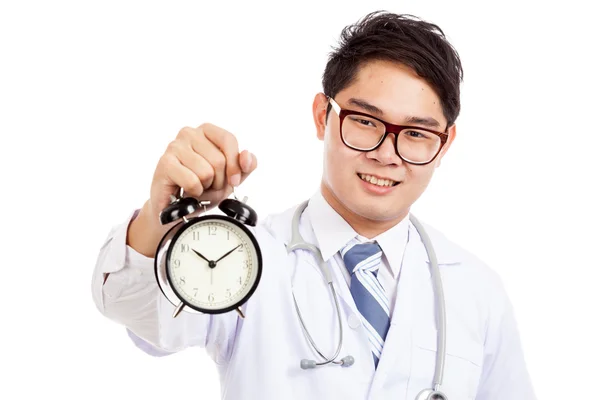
[341,241,390,368]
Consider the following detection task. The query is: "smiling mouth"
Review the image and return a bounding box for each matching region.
[358,173,400,187]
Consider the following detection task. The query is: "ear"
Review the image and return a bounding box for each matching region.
[434,124,457,168]
[312,92,329,141]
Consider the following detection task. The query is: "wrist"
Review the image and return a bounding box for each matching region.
[126,200,167,258]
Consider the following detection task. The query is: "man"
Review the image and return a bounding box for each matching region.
[91,11,536,399]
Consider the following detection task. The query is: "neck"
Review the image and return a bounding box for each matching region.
[320,181,408,239]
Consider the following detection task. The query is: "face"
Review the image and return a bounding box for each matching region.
[313,59,456,235]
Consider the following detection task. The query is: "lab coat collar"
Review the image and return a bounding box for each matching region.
[306,190,410,278]
[405,217,465,265]
[270,191,466,266]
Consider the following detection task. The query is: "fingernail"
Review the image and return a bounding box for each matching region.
[231,173,241,186]
[244,153,253,170]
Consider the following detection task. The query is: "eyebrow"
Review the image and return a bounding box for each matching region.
[347,97,442,129]
[348,97,385,116]
[404,115,441,129]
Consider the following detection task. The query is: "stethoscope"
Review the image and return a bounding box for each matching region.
[285,200,448,400]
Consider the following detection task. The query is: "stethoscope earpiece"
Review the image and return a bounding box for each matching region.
[340,355,354,367]
[300,355,354,370]
[300,359,316,369]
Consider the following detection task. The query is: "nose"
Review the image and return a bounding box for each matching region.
[367,133,400,165]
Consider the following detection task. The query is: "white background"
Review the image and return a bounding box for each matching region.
[1,1,598,399]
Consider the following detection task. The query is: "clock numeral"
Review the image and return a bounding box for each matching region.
[193,288,198,297]
[172,259,180,268]
[180,243,189,252]
[208,226,217,235]
[237,276,242,285]
[193,231,200,241]
[237,244,244,252]
[179,276,186,285]
[242,259,249,269]
[208,293,214,303]
[227,231,230,240]
[225,289,231,298]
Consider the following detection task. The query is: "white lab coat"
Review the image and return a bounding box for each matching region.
[91,194,536,400]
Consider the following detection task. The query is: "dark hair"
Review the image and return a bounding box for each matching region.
[322,11,464,129]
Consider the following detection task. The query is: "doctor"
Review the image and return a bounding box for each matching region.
[91,11,536,400]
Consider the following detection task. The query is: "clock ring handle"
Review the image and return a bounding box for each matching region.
[159,187,204,225]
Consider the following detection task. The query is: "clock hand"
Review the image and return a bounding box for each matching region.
[192,249,211,263]
[192,248,216,284]
[215,244,242,263]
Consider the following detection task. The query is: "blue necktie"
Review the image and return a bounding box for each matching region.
[342,241,390,367]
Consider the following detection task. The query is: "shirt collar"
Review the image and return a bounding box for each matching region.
[306,189,410,278]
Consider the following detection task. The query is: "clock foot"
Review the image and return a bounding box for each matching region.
[173,302,185,318]
[236,307,245,319]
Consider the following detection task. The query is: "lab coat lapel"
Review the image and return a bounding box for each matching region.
[367,222,424,393]
[368,218,464,396]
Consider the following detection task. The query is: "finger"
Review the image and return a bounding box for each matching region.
[239,150,257,184]
[174,145,215,189]
[201,123,242,187]
[191,135,227,191]
[163,154,204,198]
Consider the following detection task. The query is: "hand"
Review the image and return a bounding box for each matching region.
[215,244,242,263]
[126,123,258,257]
[151,123,258,218]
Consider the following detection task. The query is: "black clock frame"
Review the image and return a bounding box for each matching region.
[154,214,263,315]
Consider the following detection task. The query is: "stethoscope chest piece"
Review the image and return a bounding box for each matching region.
[415,389,447,400]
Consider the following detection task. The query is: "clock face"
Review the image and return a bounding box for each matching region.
[166,217,261,312]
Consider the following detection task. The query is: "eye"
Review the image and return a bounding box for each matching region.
[405,130,427,139]
[349,116,376,127]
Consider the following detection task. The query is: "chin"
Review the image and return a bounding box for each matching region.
[350,200,405,222]
[338,186,408,222]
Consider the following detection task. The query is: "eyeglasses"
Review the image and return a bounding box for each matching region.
[328,97,448,165]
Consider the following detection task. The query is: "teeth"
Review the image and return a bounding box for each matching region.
[359,174,397,187]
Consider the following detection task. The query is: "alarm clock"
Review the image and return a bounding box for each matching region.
[154,189,262,319]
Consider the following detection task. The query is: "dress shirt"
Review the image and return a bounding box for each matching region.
[307,191,409,317]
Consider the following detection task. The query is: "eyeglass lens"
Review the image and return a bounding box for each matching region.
[342,114,441,163]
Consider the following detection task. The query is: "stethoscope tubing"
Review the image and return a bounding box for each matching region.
[286,200,447,398]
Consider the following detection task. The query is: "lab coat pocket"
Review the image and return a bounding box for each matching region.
[409,327,483,400]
